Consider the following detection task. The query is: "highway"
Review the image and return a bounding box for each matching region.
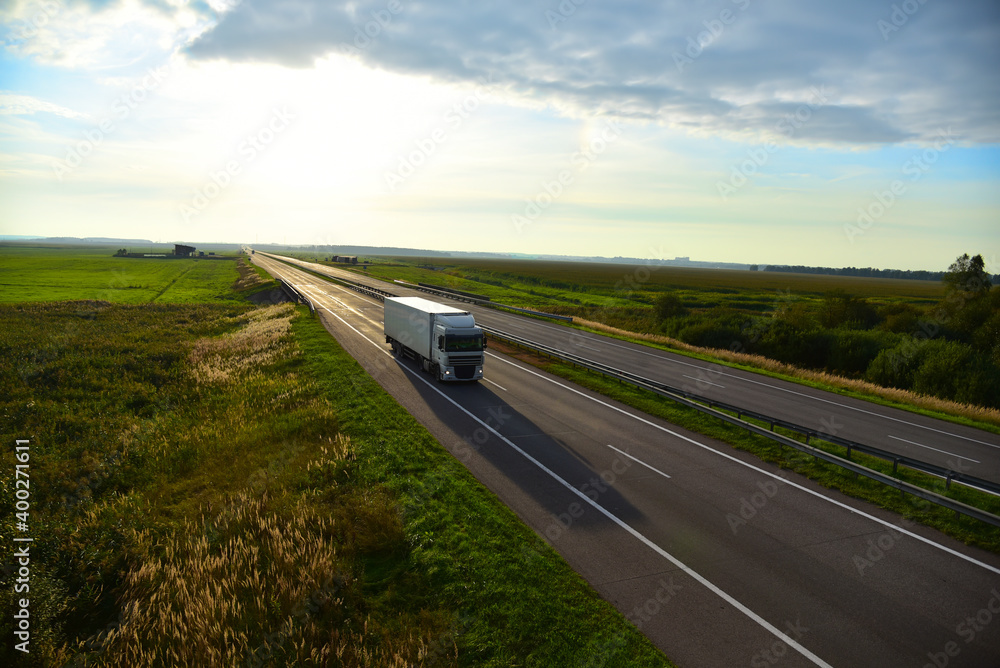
[252,253,1000,667]
[262,253,1000,487]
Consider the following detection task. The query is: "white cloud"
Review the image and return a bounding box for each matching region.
[2,0,212,68]
[0,91,88,118]
[178,0,1000,145]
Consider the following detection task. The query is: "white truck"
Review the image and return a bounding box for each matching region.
[384,296,485,381]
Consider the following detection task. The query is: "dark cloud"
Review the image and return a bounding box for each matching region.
[182,0,1000,144]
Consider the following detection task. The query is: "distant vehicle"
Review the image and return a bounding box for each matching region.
[384,296,485,381]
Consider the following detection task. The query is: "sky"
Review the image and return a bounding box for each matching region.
[0,0,998,271]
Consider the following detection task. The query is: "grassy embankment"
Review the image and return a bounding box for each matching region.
[489,339,1000,554]
[318,255,1000,430]
[0,247,671,667]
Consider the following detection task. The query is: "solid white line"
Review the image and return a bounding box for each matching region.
[303,300,832,666]
[607,444,671,479]
[271,260,1000,665]
[887,435,980,463]
[682,374,726,389]
[282,261,1000,578]
[489,316,1000,449]
[487,352,1000,577]
[484,378,508,392]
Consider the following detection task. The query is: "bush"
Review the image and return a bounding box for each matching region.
[825,329,899,376]
[676,311,746,350]
[866,338,1000,408]
[753,321,829,369]
[654,293,687,321]
[819,291,880,330]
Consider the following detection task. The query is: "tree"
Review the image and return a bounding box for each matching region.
[943,253,991,297]
[654,293,687,321]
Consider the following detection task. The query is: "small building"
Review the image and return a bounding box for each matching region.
[175,244,196,257]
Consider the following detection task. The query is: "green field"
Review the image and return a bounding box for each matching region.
[0,244,241,303]
[0,248,672,667]
[311,254,1000,415]
[297,254,945,311]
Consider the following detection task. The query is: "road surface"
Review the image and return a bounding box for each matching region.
[253,253,1000,667]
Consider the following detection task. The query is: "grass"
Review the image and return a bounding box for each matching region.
[317,255,945,311]
[488,339,1000,554]
[318,255,1000,430]
[569,316,1000,430]
[0,244,242,304]
[0,249,673,667]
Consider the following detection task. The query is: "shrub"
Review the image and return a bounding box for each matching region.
[653,293,687,321]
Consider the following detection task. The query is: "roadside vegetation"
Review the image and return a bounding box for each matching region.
[489,340,1000,554]
[0,244,243,304]
[319,253,1000,424]
[0,248,671,667]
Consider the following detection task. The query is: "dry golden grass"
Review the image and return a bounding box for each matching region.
[234,258,271,292]
[64,433,454,667]
[189,303,298,384]
[573,317,1000,427]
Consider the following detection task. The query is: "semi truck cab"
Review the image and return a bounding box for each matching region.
[384,297,486,382]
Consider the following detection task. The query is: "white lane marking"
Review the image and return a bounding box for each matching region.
[296,285,364,317]
[265,257,383,308]
[484,378,508,392]
[682,374,726,389]
[607,445,671,479]
[313,305,833,668]
[487,352,1000,578]
[478,314,1000,450]
[887,435,981,464]
[269,256,1000,580]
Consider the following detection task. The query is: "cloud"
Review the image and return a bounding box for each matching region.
[0,91,88,118]
[1,0,213,68]
[177,0,1000,145]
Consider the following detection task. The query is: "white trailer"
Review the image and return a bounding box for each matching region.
[384,296,485,381]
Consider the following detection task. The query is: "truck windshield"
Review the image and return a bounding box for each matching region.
[445,334,483,352]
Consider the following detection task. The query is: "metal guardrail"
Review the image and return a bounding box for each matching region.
[418,282,491,301]
[484,326,1000,528]
[268,255,1000,524]
[278,278,314,313]
[393,280,574,322]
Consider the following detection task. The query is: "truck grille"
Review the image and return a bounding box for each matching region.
[450,355,481,380]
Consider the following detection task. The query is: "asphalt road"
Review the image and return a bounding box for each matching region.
[253,253,1000,668]
[263,254,1000,487]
